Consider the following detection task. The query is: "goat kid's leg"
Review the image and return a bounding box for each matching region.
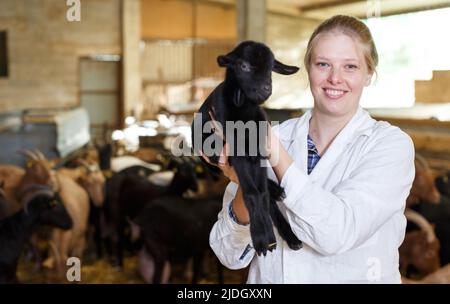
[267,179,302,250]
[268,197,303,250]
[231,157,276,256]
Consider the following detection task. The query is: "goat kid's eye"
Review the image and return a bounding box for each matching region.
[240,62,251,72]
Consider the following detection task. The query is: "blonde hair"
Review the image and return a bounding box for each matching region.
[304,15,378,74]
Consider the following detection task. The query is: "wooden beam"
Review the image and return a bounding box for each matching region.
[300,0,361,12]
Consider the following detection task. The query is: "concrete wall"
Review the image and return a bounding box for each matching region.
[0,0,121,113]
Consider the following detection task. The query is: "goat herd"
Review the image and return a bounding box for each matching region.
[401,155,450,283]
[0,145,229,283]
[1,143,450,284]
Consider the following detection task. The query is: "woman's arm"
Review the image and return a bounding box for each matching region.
[267,127,294,182]
[268,125,415,256]
[208,181,254,269]
[200,145,254,269]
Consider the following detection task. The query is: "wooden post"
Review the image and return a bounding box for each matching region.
[122,0,142,120]
[236,0,267,43]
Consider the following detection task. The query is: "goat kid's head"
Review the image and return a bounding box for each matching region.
[217,41,299,106]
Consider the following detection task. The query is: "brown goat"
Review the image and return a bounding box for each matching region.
[407,155,441,207]
[58,160,105,208]
[0,149,57,218]
[403,264,450,284]
[400,209,441,277]
[43,161,105,271]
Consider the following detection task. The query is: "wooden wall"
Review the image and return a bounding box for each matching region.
[140,0,236,40]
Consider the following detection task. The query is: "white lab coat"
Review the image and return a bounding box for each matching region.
[209,106,415,283]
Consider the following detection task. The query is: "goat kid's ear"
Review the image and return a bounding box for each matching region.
[217,55,234,68]
[273,59,300,75]
[233,88,244,107]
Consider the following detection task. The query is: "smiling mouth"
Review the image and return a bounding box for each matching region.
[323,88,348,99]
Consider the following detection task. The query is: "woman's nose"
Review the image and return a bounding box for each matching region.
[328,68,343,84]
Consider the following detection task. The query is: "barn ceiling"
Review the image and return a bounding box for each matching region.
[205,0,450,19]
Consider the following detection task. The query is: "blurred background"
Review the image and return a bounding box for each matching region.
[0,0,450,284]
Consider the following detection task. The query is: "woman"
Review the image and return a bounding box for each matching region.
[204,15,415,283]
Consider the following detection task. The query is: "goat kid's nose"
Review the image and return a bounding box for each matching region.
[263,84,271,93]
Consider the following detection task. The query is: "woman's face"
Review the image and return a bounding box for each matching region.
[308,32,372,119]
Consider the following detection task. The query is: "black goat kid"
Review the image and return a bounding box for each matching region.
[192,41,302,256]
[0,193,72,283]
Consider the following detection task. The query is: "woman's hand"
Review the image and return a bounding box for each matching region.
[199,143,239,184]
[267,125,294,182]
[198,109,240,184]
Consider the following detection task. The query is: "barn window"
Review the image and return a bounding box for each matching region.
[362,7,450,108]
[0,31,8,77]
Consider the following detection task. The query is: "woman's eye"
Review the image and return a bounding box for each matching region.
[316,62,329,68]
[346,64,358,70]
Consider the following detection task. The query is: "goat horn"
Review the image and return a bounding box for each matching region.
[17,149,38,161]
[405,208,436,243]
[34,149,46,160]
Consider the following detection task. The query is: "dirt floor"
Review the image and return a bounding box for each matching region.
[15,234,248,284]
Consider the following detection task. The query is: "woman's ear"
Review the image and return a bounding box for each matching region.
[365,73,373,86]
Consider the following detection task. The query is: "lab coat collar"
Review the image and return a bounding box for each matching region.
[288,106,376,178]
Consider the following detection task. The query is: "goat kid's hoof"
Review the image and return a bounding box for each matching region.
[268,242,277,251]
[255,248,267,257]
[253,239,269,257]
[287,241,303,251]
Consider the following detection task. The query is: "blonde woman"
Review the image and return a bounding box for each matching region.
[206,15,415,283]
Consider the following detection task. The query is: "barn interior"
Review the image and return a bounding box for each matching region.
[1,0,450,284]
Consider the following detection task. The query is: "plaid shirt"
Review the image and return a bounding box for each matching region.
[307,134,321,174]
